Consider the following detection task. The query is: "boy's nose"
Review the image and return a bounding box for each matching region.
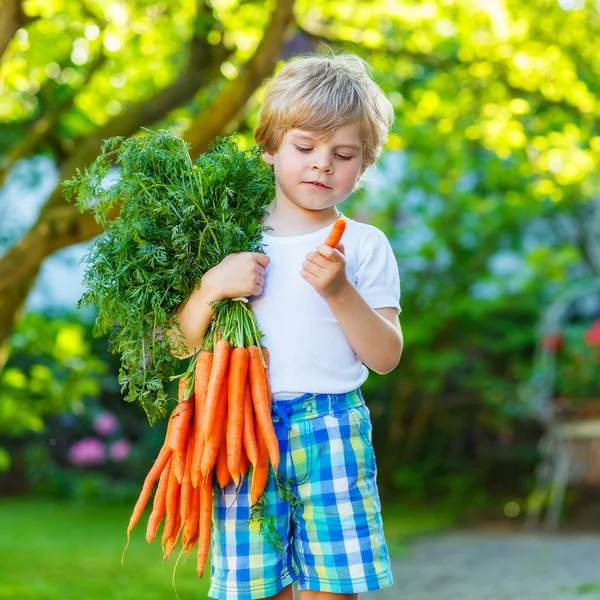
[311,156,333,173]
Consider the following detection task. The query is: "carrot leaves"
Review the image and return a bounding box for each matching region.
[63,129,274,423]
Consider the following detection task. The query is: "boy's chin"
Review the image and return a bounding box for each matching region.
[294,203,339,213]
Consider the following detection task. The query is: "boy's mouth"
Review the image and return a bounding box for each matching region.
[304,180,331,189]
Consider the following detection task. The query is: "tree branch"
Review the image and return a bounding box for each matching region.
[40,0,226,215]
[185,0,296,156]
[0,0,39,61]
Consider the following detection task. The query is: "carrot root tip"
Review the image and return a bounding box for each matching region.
[121,534,131,566]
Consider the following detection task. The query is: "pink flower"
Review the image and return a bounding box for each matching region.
[93,411,119,437]
[108,439,131,462]
[68,437,106,466]
[584,319,600,347]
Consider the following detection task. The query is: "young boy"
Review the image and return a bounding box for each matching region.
[175,53,403,600]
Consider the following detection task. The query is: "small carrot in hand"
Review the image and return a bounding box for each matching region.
[323,217,346,248]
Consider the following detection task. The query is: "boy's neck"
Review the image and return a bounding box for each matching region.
[264,202,341,237]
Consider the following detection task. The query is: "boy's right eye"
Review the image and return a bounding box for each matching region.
[294,146,312,153]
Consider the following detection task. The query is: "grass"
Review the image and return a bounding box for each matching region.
[0,497,456,600]
[0,498,210,600]
[380,503,458,555]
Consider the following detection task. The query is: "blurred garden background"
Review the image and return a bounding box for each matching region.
[2,0,600,598]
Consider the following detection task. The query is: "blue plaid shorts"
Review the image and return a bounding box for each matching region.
[208,388,394,599]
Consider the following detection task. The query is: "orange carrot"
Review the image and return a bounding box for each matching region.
[242,380,258,467]
[163,508,181,561]
[323,217,346,248]
[161,455,181,551]
[191,350,213,488]
[168,377,194,483]
[172,450,184,485]
[146,455,172,543]
[203,339,231,442]
[185,529,199,554]
[183,483,200,549]
[248,345,279,473]
[197,471,213,577]
[179,435,194,526]
[226,347,249,486]
[200,366,229,478]
[126,445,172,540]
[216,419,231,489]
[250,422,269,506]
[166,377,192,451]
[262,346,271,408]
[239,439,250,482]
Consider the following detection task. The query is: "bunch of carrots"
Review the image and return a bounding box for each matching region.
[122,217,346,580]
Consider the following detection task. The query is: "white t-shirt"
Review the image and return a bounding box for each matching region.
[249,216,401,400]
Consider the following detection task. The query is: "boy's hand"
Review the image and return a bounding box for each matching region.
[199,252,270,301]
[301,243,349,299]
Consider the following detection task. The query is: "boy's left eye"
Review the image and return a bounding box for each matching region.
[294,145,353,161]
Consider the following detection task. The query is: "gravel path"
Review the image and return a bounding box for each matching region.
[364,532,600,600]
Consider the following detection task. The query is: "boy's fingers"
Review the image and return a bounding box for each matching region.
[302,259,324,274]
[337,242,345,255]
[316,244,335,259]
[305,252,328,268]
[253,253,270,268]
[316,244,344,261]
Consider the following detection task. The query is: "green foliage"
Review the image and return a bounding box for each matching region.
[554,321,600,400]
[0,313,109,471]
[0,314,107,437]
[63,130,274,422]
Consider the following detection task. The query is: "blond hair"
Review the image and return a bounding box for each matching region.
[254,53,394,168]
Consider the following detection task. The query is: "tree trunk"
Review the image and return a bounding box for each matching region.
[0,0,38,60]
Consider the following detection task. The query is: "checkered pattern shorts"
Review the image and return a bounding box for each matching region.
[208,388,394,599]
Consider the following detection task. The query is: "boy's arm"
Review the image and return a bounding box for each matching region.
[301,242,402,375]
[169,283,218,359]
[324,286,403,374]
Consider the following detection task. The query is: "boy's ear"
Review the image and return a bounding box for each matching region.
[262,150,275,166]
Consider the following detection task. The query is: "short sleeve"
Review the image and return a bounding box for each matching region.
[353,228,401,314]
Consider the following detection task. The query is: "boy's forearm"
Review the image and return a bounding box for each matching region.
[325,283,403,375]
[169,284,217,359]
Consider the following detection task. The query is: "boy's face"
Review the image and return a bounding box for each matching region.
[262,122,365,214]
